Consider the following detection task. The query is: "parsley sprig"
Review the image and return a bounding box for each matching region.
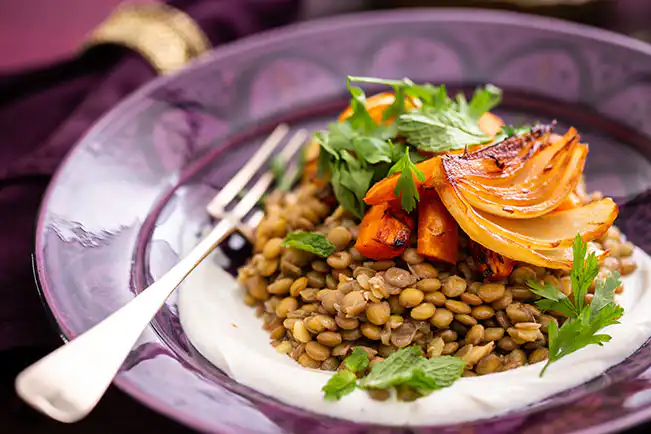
[314,76,503,217]
[388,147,425,212]
[528,234,623,376]
[322,346,465,401]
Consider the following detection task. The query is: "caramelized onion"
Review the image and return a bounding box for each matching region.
[437,181,608,269]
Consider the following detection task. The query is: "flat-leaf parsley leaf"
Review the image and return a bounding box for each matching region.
[388,147,425,212]
[527,234,624,376]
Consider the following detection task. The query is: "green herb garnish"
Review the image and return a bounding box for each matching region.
[527,234,623,376]
[387,147,425,212]
[494,124,532,142]
[314,76,504,216]
[321,346,465,401]
[270,147,307,192]
[344,347,371,372]
[322,370,357,401]
[280,232,336,257]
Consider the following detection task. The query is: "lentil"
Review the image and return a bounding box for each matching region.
[411,303,436,320]
[443,276,467,297]
[276,297,299,318]
[491,289,513,310]
[461,293,483,306]
[455,314,478,326]
[442,341,460,355]
[366,301,391,325]
[263,238,284,259]
[431,308,455,328]
[484,327,505,341]
[416,278,442,292]
[424,291,446,306]
[327,251,352,269]
[293,320,312,343]
[476,353,501,375]
[361,323,382,340]
[478,283,506,303]
[327,226,352,250]
[466,324,485,345]
[399,288,425,308]
[385,267,414,288]
[305,341,330,361]
[290,277,308,297]
[471,305,495,320]
[445,299,471,315]
[402,248,424,264]
[297,353,320,368]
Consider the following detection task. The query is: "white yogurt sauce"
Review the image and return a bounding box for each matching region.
[178,246,651,426]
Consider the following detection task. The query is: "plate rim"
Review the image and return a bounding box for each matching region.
[34,7,651,433]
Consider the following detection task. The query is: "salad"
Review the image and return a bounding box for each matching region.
[235,76,637,402]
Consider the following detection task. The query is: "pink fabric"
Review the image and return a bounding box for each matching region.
[0,0,157,72]
[0,0,300,349]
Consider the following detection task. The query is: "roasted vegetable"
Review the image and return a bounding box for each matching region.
[364,125,616,269]
[437,178,609,269]
[478,112,505,137]
[470,241,515,281]
[555,192,582,211]
[354,202,415,260]
[416,193,458,264]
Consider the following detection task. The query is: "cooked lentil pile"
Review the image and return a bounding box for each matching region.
[236,182,637,378]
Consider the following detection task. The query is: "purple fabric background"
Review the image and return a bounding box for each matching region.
[0,0,300,350]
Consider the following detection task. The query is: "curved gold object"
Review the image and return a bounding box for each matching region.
[85,3,211,74]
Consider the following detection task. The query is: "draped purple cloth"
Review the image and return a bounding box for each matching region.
[0,0,300,350]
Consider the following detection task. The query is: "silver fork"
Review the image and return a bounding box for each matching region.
[15,124,307,423]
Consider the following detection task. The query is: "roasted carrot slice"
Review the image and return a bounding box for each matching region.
[364,156,445,206]
[354,202,415,260]
[416,193,458,264]
[478,112,505,137]
[470,241,516,281]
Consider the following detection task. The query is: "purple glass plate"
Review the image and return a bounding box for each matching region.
[35,9,651,434]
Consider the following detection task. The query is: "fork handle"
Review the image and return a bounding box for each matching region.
[15,219,235,423]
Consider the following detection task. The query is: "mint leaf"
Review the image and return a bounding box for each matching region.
[528,280,578,318]
[281,232,336,257]
[345,347,370,373]
[359,346,423,389]
[409,356,466,391]
[388,147,425,212]
[397,110,491,153]
[358,347,464,393]
[322,370,357,401]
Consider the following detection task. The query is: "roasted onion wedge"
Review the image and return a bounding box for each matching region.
[454,142,587,218]
[476,198,618,250]
[459,127,578,189]
[436,181,610,269]
[441,124,552,183]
